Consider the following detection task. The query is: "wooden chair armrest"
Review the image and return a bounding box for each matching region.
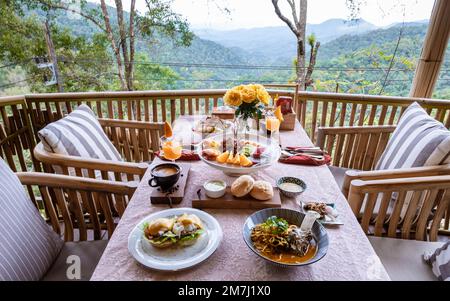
[316,125,396,149]
[16,172,138,195]
[348,175,450,240]
[34,142,148,176]
[342,164,450,197]
[348,175,450,213]
[99,118,165,130]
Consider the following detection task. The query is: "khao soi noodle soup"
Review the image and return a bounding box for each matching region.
[250,216,317,264]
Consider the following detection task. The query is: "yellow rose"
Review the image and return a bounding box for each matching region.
[240,85,257,103]
[256,88,270,106]
[224,89,242,106]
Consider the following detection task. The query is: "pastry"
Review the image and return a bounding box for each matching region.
[231,175,255,197]
[202,148,221,161]
[250,180,274,200]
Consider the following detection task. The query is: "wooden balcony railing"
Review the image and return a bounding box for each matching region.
[2,89,450,182]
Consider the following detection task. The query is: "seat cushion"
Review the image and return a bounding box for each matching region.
[0,159,64,281]
[328,165,351,190]
[42,240,108,281]
[368,236,444,281]
[38,104,122,162]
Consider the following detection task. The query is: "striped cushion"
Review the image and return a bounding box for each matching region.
[0,159,63,281]
[38,104,122,162]
[376,102,450,170]
[424,241,450,281]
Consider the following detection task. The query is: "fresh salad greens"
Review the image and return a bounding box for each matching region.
[262,216,289,235]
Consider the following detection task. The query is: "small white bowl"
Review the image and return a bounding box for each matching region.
[203,180,227,199]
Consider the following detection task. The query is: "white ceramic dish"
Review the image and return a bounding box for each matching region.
[203,180,227,198]
[197,133,281,176]
[128,208,223,271]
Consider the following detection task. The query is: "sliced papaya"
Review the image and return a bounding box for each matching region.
[239,154,253,167]
[226,152,235,164]
[232,153,241,165]
[164,121,173,138]
[216,151,229,163]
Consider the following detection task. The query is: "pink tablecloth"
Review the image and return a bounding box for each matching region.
[91,119,390,281]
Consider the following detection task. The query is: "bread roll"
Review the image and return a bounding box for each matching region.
[231,175,254,197]
[250,180,274,200]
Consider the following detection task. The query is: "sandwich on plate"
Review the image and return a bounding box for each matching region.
[143,214,204,248]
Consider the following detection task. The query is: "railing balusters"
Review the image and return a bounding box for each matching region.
[152,99,158,122]
[170,99,176,123]
[161,98,167,122]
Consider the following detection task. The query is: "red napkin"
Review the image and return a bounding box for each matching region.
[279,147,331,166]
[155,150,200,161]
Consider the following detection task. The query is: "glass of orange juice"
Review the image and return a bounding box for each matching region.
[161,136,183,161]
[265,114,280,139]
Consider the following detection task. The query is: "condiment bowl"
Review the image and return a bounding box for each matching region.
[277,177,307,198]
[203,180,227,198]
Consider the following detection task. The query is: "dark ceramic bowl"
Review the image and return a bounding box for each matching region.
[276,177,307,198]
[243,208,328,267]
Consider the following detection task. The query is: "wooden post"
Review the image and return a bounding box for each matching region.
[409,0,450,98]
[44,20,64,92]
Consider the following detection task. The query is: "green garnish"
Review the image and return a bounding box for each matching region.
[180,229,204,241]
[262,216,289,234]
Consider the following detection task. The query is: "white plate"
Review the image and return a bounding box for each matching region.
[128,208,223,271]
[197,133,281,175]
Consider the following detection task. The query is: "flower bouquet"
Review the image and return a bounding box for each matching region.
[223,84,271,122]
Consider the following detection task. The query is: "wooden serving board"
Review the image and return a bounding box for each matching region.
[150,163,190,205]
[192,186,282,209]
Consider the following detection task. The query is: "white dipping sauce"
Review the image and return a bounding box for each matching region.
[279,182,303,192]
[205,181,225,191]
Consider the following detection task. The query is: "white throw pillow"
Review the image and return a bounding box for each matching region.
[0,158,63,281]
[424,241,450,281]
[376,102,450,170]
[38,104,122,162]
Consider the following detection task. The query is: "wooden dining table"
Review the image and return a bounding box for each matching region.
[91,116,390,281]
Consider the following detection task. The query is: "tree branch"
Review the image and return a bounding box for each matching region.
[271,0,299,36]
[305,42,320,88]
[35,0,106,32]
[287,0,299,29]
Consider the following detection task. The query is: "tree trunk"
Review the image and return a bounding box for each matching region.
[129,0,136,91]
[44,20,64,92]
[296,38,306,87]
[115,0,132,91]
[305,42,320,88]
[100,0,126,90]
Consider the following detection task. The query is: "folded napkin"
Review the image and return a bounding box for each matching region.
[279,146,331,166]
[155,149,200,161]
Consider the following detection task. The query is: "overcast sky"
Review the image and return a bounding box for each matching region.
[99,0,434,29]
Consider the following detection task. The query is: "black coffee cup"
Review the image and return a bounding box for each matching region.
[149,163,182,191]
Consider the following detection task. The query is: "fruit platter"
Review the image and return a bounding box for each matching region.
[197,133,281,175]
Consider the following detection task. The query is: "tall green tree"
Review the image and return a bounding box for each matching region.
[29,0,193,91]
[0,2,112,92]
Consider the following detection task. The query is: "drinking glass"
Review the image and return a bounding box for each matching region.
[265,114,280,139]
[160,136,183,161]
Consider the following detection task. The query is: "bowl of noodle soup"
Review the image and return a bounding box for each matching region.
[243,208,328,267]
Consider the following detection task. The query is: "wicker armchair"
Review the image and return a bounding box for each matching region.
[34,118,164,183]
[16,172,137,280]
[317,125,450,239]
